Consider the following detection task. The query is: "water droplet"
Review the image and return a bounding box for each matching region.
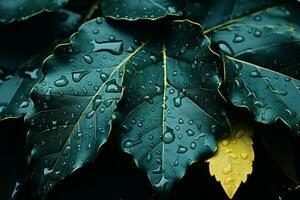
[100,73,109,82]
[233,34,245,43]
[83,55,93,64]
[20,101,29,108]
[179,118,184,124]
[167,6,177,13]
[186,129,195,137]
[190,142,196,149]
[210,124,216,133]
[177,145,188,154]
[218,41,234,55]
[54,75,69,87]
[146,153,152,161]
[105,80,122,93]
[86,110,95,119]
[162,127,175,144]
[222,163,232,175]
[95,17,103,24]
[241,153,248,159]
[93,95,103,110]
[91,39,123,55]
[254,30,262,37]
[93,29,99,34]
[108,35,116,41]
[235,62,243,72]
[72,70,89,82]
[23,68,39,79]
[125,46,134,53]
[229,153,238,159]
[150,55,157,63]
[173,91,184,107]
[43,168,53,176]
[224,177,234,185]
[123,138,142,148]
[173,159,179,167]
[222,140,229,146]
[254,15,262,21]
[250,70,261,77]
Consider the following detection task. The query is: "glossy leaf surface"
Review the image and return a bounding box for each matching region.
[0,10,81,120]
[100,0,183,20]
[118,20,229,195]
[25,17,142,198]
[0,0,68,24]
[185,0,285,32]
[210,4,300,135]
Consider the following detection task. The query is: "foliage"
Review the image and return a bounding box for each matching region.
[0,0,299,199]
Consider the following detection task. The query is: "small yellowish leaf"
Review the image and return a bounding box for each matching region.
[207,121,254,199]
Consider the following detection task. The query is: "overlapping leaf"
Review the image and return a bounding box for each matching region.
[25,18,145,198]
[117,20,229,195]
[0,10,81,121]
[185,0,285,31]
[209,4,300,135]
[208,118,254,199]
[0,0,68,24]
[100,0,184,20]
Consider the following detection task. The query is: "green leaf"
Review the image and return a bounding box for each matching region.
[100,0,184,21]
[209,4,300,135]
[184,0,285,32]
[0,0,68,24]
[0,54,43,121]
[0,10,81,121]
[25,18,143,198]
[117,20,229,195]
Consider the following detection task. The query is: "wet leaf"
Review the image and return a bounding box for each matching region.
[100,0,184,21]
[0,55,43,121]
[207,117,254,199]
[185,0,285,31]
[25,18,143,198]
[118,20,229,196]
[0,0,68,24]
[0,10,81,121]
[209,4,300,135]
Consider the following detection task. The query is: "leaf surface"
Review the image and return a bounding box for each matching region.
[25,17,143,198]
[209,4,300,135]
[185,0,285,32]
[100,0,184,20]
[118,20,229,195]
[207,118,254,199]
[0,10,81,121]
[0,0,68,24]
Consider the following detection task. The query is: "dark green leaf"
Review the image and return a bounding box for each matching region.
[209,4,300,135]
[185,0,285,32]
[0,10,81,121]
[0,0,68,24]
[25,18,143,198]
[100,0,184,21]
[0,55,43,121]
[118,20,229,195]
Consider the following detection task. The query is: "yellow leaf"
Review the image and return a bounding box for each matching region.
[207,121,254,199]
